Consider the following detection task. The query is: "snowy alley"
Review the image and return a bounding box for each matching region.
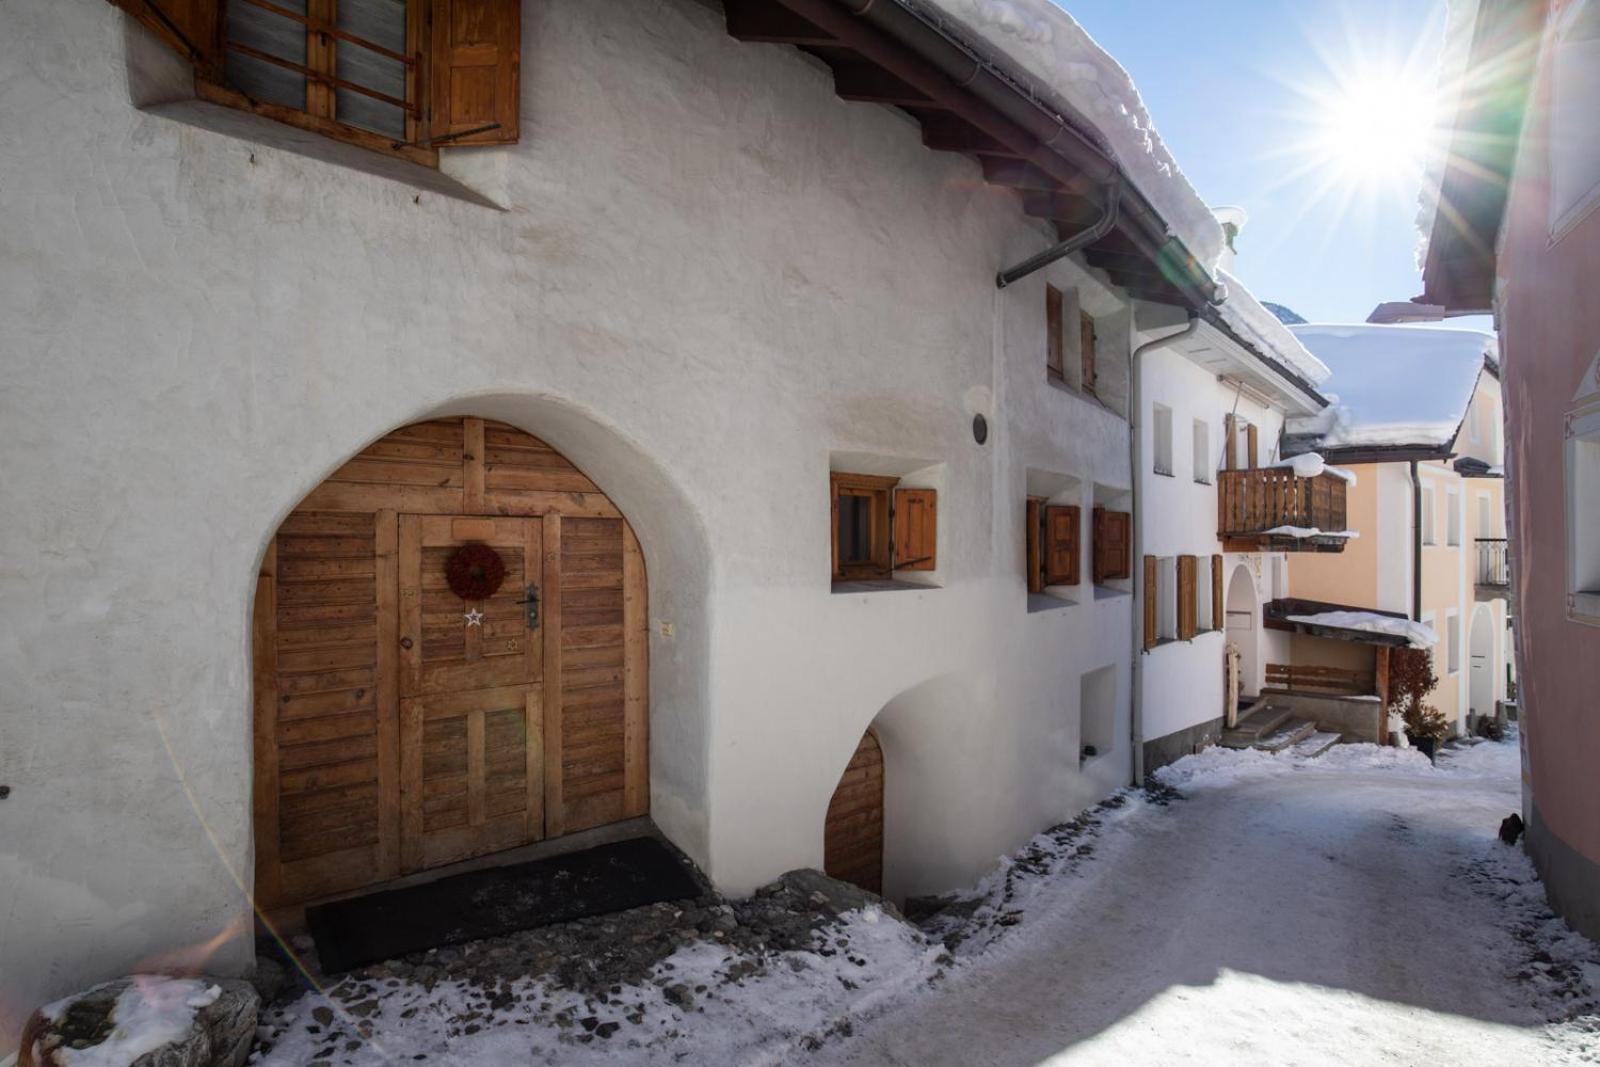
[234,733,1600,1066]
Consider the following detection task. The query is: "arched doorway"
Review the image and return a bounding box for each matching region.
[1224,563,1260,698]
[823,730,884,895]
[1469,605,1495,723]
[252,416,648,909]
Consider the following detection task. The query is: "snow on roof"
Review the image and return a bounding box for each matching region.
[917,0,1224,272]
[1287,611,1439,650]
[915,2,1325,390]
[1285,324,1496,449]
[1416,0,1483,265]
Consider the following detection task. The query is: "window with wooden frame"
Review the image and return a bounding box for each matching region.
[1224,414,1258,470]
[1210,554,1225,631]
[1025,498,1081,594]
[1091,506,1131,584]
[1046,285,1066,382]
[107,0,521,166]
[1080,311,1097,396]
[831,473,936,582]
[1176,554,1199,640]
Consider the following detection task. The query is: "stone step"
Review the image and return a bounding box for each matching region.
[1252,719,1318,754]
[1219,706,1291,748]
[1288,730,1342,759]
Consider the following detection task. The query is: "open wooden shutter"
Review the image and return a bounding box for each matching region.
[106,0,220,73]
[1045,287,1065,380]
[1224,414,1238,471]
[892,488,937,571]
[1094,508,1131,582]
[429,0,522,146]
[1025,499,1044,594]
[1142,555,1158,650]
[1211,555,1225,631]
[1247,423,1259,468]
[1177,555,1198,640]
[1080,311,1097,395]
[1043,505,1080,586]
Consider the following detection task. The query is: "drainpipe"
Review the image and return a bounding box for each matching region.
[1128,315,1201,785]
[1411,460,1423,621]
[996,184,1120,288]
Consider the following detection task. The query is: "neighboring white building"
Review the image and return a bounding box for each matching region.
[0,0,1324,1048]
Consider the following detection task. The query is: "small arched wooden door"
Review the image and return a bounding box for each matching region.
[252,417,648,909]
[824,730,884,894]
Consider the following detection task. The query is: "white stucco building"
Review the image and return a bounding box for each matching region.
[0,0,1327,1049]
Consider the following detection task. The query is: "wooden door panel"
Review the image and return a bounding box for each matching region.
[824,731,884,895]
[401,684,543,872]
[399,515,543,696]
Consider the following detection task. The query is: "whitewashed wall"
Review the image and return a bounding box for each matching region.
[0,0,1141,1042]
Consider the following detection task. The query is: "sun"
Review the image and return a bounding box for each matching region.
[1309,68,1439,184]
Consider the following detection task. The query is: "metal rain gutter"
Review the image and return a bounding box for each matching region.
[996,183,1120,288]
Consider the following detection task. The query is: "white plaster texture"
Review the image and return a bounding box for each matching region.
[0,0,1145,1045]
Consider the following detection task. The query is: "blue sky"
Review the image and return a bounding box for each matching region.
[1062,0,1454,325]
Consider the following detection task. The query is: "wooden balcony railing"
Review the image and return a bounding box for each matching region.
[1476,538,1509,587]
[1265,663,1375,696]
[1217,468,1349,552]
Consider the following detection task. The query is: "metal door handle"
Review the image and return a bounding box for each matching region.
[516,584,539,629]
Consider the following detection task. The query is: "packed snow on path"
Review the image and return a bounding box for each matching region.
[251,732,1598,1065]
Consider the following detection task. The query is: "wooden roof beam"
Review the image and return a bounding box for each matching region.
[724,0,837,44]
[830,61,945,108]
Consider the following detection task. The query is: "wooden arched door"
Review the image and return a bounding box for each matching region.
[252,417,648,909]
[824,730,884,894]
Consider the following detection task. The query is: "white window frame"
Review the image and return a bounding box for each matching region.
[1567,401,1600,622]
[1192,418,1211,484]
[1549,0,1600,239]
[1446,487,1462,547]
[1196,561,1214,632]
[1153,404,1174,477]
[1156,556,1178,640]
[1422,610,1438,675]
[1446,608,1461,674]
[1422,484,1437,546]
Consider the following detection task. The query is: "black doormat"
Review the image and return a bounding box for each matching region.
[304,837,704,974]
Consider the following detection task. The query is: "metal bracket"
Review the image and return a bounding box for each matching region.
[516,583,540,629]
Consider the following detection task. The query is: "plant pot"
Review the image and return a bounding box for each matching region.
[1413,736,1439,761]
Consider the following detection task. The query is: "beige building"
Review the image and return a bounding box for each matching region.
[1282,325,1511,736]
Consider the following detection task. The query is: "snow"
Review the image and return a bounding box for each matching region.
[245,730,1598,1066]
[1286,610,1439,649]
[39,977,218,1067]
[1416,0,1484,266]
[1267,452,1357,483]
[1287,324,1496,449]
[1212,267,1333,386]
[1262,526,1360,540]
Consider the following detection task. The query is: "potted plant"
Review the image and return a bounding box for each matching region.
[1389,648,1447,760]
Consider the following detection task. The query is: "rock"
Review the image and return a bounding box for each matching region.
[22,977,258,1067]
[246,957,289,1007]
[1500,812,1525,845]
[775,869,901,920]
[310,1006,335,1027]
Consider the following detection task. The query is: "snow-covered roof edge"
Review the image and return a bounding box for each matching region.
[1214,268,1332,387]
[1416,0,1482,267]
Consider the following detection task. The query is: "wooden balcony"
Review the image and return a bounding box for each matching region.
[1217,468,1349,553]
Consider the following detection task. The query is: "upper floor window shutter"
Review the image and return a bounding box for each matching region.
[1225,414,1238,471]
[1177,555,1198,640]
[1093,508,1131,582]
[1045,286,1065,381]
[1026,498,1044,594]
[892,488,937,572]
[1080,312,1097,395]
[108,0,221,74]
[1142,555,1158,650]
[1247,423,1259,468]
[1211,554,1225,630]
[1043,505,1080,585]
[429,0,522,146]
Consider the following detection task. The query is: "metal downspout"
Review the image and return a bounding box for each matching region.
[1128,315,1201,785]
[995,183,1120,288]
[1411,460,1423,621]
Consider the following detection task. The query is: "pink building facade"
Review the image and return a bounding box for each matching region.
[1421,0,1600,937]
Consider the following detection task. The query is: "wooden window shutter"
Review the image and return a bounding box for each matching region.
[892,488,937,571]
[1211,554,1225,631]
[1080,311,1097,395]
[1142,555,1158,651]
[1043,505,1081,586]
[1094,508,1131,582]
[430,0,522,146]
[106,0,221,73]
[1177,555,1198,640]
[1045,286,1065,380]
[1026,498,1044,594]
[1247,423,1259,468]
[1224,414,1238,471]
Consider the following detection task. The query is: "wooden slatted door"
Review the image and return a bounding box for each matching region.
[824,730,884,895]
[398,515,545,871]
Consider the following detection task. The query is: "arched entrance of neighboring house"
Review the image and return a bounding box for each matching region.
[252,416,648,910]
[1469,605,1495,723]
[823,729,884,895]
[1224,564,1260,698]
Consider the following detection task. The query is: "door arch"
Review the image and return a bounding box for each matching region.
[1469,605,1495,722]
[252,416,648,909]
[823,729,884,895]
[1224,563,1260,696]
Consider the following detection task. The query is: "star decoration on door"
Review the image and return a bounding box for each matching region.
[463,607,484,627]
